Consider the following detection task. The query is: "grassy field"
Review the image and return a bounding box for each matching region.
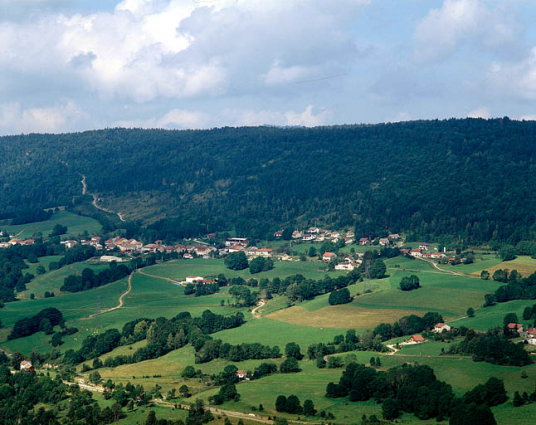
[2,210,102,239]
[479,256,536,278]
[143,258,345,281]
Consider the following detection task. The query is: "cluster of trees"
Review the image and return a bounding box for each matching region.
[85,311,245,368]
[249,256,274,274]
[195,339,281,364]
[275,395,316,416]
[399,275,420,291]
[49,223,68,237]
[61,263,130,292]
[50,326,79,347]
[372,312,444,341]
[184,282,220,297]
[328,288,352,305]
[307,330,387,366]
[0,360,124,425]
[512,389,536,407]
[447,329,532,366]
[484,272,536,304]
[63,329,122,364]
[327,362,505,423]
[8,307,63,340]
[9,208,53,225]
[3,120,536,244]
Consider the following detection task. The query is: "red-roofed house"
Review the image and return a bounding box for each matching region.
[409,335,425,344]
[433,323,451,333]
[507,323,524,333]
[322,252,336,262]
[359,238,369,246]
[525,327,536,345]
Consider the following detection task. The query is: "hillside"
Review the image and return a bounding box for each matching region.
[1,118,535,243]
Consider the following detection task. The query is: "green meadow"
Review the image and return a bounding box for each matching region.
[2,210,102,239]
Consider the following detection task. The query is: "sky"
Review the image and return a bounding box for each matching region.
[1,0,536,135]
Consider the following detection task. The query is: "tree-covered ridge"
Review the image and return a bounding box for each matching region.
[1,118,535,243]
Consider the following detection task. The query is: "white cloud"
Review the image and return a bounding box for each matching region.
[414,0,522,62]
[0,101,87,134]
[487,47,536,100]
[467,106,490,119]
[114,104,331,129]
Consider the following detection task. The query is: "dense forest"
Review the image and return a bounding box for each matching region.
[1,118,535,243]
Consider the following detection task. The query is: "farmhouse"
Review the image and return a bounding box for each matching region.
[278,253,292,261]
[100,255,122,263]
[274,230,283,238]
[346,231,355,238]
[409,335,425,344]
[185,276,205,284]
[359,237,369,245]
[344,237,354,245]
[302,234,316,241]
[292,230,303,239]
[62,240,79,249]
[379,238,390,246]
[225,237,249,247]
[20,360,34,372]
[419,243,430,251]
[194,245,212,257]
[388,233,400,239]
[8,238,23,245]
[236,370,248,380]
[256,248,273,258]
[0,242,9,248]
[322,252,337,262]
[308,227,320,234]
[433,323,451,333]
[410,249,423,258]
[525,328,536,345]
[228,245,245,253]
[335,262,355,271]
[183,253,194,259]
[142,243,162,253]
[506,323,524,333]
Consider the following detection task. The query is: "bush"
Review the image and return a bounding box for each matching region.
[225,252,249,270]
[280,357,301,373]
[328,288,351,305]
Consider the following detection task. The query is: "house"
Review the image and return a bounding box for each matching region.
[308,227,320,234]
[0,242,10,249]
[183,253,194,259]
[346,231,355,238]
[409,335,425,344]
[359,237,369,246]
[228,245,245,253]
[292,230,303,239]
[142,243,162,253]
[278,253,292,261]
[506,323,524,333]
[207,233,216,240]
[335,262,355,271]
[525,328,536,345]
[388,233,400,240]
[256,248,273,258]
[236,370,248,380]
[20,360,34,372]
[62,240,79,249]
[419,243,430,251]
[225,238,249,247]
[100,255,122,263]
[9,238,23,245]
[344,237,354,245]
[433,323,451,333]
[322,252,337,262]
[331,231,340,238]
[23,239,35,246]
[185,276,205,284]
[379,238,390,246]
[245,247,259,256]
[194,245,212,257]
[316,234,326,242]
[302,234,316,242]
[410,249,423,258]
[90,236,101,246]
[274,230,283,238]
[399,249,410,255]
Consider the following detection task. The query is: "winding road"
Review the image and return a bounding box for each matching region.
[80,174,126,222]
[85,272,133,319]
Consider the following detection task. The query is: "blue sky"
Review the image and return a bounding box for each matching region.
[1,0,536,134]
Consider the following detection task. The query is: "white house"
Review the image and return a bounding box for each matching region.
[185,276,204,284]
[322,252,337,262]
[100,255,123,263]
[379,238,390,246]
[419,243,431,251]
[433,323,451,333]
[20,360,34,371]
[525,328,536,345]
[335,262,355,271]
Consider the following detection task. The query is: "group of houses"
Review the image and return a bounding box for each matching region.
[506,322,536,345]
[274,228,357,245]
[0,238,36,248]
[405,322,453,345]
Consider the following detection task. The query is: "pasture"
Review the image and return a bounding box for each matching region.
[2,210,102,239]
[479,256,536,278]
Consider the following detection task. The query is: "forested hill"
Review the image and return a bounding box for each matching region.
[0,118,535,244]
